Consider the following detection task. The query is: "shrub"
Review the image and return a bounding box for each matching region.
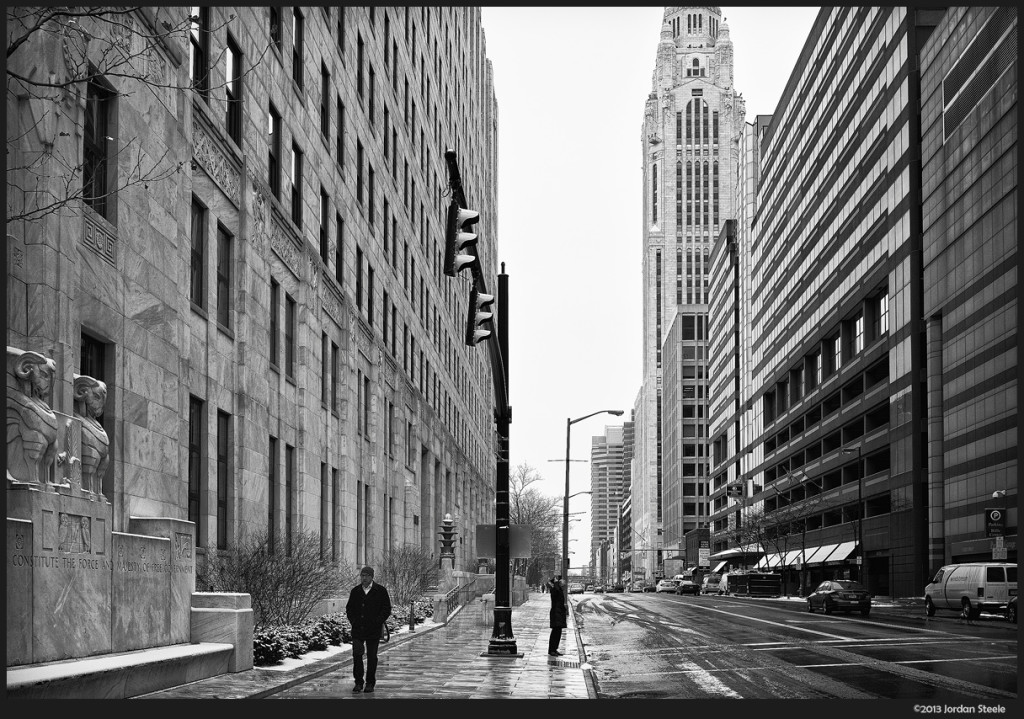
[253,627,286,666]
[197,529,354,629]
[313,613,349,645]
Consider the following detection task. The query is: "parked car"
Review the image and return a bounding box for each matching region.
[584,584,594,592]
[924,562,1017,620]
[701,573,723,595]
[568,582,585,594]
[675,579,701,596]
[1006,595,1017,624]
[655,579,679,593]
[642,582,658,593]
[611,583,625,593]
[806,580,871,616]
[593,585,605,593]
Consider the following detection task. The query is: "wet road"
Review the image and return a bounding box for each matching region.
[575,592,1018,701]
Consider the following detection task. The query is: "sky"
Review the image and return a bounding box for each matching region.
[478,6,821,566]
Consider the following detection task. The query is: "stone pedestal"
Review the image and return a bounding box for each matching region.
[7,518,34,665]
[111,532,171,652]
[7,483,114,663]
[128,516,196,644]
[191,592,254,672]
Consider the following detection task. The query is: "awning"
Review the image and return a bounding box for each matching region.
[782,549,805,568]
[755,553,783,569]
[712,560,728,573]
[823,541,858,564]
[804,543,839,564]
[708,543,763,560]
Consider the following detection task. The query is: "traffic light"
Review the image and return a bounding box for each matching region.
[443,199,479,276]
[465,287,494,345]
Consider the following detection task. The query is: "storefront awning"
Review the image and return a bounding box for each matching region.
[709,543,763,560]
[823,541,858,564]
[804,543,839,564]
[712,560,728,573]
[781,549,805,567]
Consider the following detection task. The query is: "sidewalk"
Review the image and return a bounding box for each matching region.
[136,592,595,700]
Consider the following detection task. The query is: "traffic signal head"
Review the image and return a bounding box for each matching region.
[443,199,479,277]
[465,287,494,345]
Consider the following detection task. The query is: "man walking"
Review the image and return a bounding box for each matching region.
[346,566,392,693]
[547,575,567,656]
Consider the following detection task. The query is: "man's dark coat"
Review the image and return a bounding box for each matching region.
[346,582,393,640]
[549,581,567,629]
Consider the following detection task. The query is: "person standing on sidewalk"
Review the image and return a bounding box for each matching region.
[548,575,567,656]
[346,566,392,693]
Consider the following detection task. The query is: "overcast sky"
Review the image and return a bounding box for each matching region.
[478,6,821,566]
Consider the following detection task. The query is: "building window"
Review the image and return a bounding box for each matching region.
[854,311,865,354]
[83,76,114,221]
[319,186,329,262]
[285,443,295,555]
[331,467,339,561]
[875,292,889,337]
[651,164,658,224]
[331,342,339,414]
[833,334,842,372]
[285,293,296,379]
[367,264,375,327]
[291,7,304,89]
[368,64,376,122]
[291,142,303,227]
[368,164,375,221]
[190,197,205,309]
[269,7,282,51]
[269,279,280,370]
[321,332,329,405]
[320,462,329,559]
[189,6,209,101]
[356,141,364,204]
[335,213,344,285]
[357,33,364,99]
[216,224,232,328]
[268,435,278,552]
[216,410,230,550]
[363,373,372,438]
[268,104,281,198]
[320,61,330,138]
[356,246,364,312]
[225,35,242,144]
[188,395,205,547]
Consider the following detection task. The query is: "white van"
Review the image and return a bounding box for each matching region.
[924,562,1017,619]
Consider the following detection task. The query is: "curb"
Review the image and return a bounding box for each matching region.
[570,598,599,699]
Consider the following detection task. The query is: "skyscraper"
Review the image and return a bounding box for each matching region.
[635,6,744,580]
[590,425,626,582]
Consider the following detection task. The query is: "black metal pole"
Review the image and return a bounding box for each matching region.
[488,264,519,655]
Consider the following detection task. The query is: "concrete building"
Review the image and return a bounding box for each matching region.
[661,305,710,567]
[635,6,745,581]
[589,425,626,584]
[705,7,1016,596]
[7,7,500,578]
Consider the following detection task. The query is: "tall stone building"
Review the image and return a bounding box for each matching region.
[635,6,744,580]
[7,7,500,577]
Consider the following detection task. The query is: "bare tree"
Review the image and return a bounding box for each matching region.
[508,463,562,585]
[376,544,440,627]
[199,528,351,630]
[6,7,268,226]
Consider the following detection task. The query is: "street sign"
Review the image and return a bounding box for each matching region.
[993,547,1007,560]
[984,508,1005,536]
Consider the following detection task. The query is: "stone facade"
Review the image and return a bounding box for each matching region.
[636,7,744,580]
[7,7,499,593]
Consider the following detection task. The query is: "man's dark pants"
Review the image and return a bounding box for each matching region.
[548,627,562,654]
[352,636,381,685]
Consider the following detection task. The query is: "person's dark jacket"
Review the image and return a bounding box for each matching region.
[549,581,567,629]
[346,582,393,640]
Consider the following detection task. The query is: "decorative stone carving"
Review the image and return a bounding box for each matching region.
[193,124,240,204]
[73,373,109,495]
[308,255,319,292]
[270,227,301,279]
[249,176,269,260]
[83,212,117,266]
[6,347,58,485]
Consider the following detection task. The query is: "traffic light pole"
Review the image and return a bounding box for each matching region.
[444,150,518,657]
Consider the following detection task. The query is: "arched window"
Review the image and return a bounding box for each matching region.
[713,162,719,225]
[676,162,683,231]
[686,161,693,226]
[703,103,709,141]
[651,163,658,224]
[702,162,709,226]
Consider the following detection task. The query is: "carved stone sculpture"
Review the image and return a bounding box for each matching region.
[6,346,59,484]
[73,373,109,495]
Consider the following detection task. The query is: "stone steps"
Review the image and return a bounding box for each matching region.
[5,642,234,699]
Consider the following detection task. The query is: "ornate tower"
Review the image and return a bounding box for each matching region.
[634,7,745,579]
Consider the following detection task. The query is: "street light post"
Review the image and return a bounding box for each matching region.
[563,410,623,610]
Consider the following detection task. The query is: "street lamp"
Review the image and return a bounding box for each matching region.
[564,409,623,609]
[781,468,825,596]
[841,444,865,592]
